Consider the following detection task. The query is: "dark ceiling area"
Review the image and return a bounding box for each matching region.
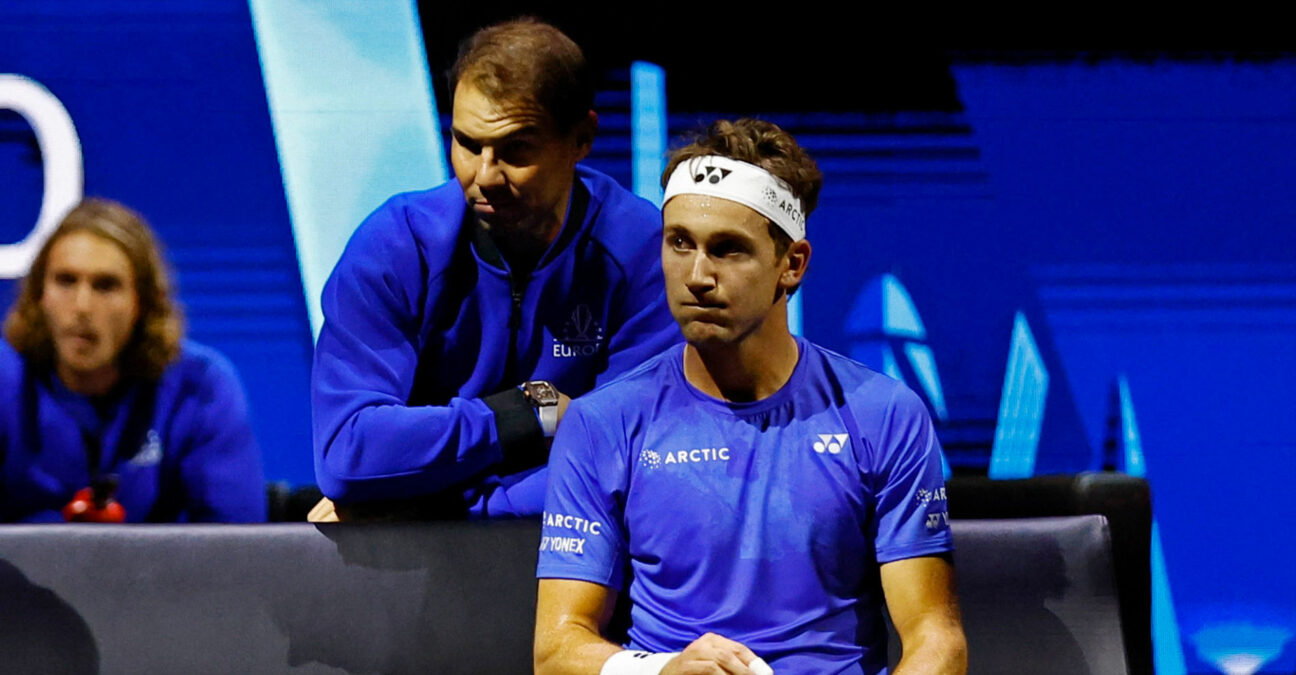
[418,5,963,113]
[417,5,1292,114]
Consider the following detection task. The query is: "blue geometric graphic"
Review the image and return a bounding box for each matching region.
[846,274,948,419]
[249,0,446,338]
[844,274,950,476]
[903,342,947,421]
[988,312,1048,479]
[1150,522,1188,675]
[630,61,666,208]
[1117,376,1188,675]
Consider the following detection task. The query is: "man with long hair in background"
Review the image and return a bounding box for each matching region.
[0,198,265,523]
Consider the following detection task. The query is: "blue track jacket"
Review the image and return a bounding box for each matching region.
[0,340,266,522]
[312,166,679,517]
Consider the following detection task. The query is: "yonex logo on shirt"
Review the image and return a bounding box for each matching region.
[539,536,586,554]
[813,433,849,454]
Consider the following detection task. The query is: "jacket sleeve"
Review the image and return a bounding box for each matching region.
[597,213,681,386]
[178,349,267,522]
[311,201,538,504]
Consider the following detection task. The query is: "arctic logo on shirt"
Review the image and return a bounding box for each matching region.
[639,447,730,469]
[539,511,604,555]
[919,487,951,531]
[552,304,605,358]
[813,433,850,454]
[915,487,947,506]
[542,511,603,536]
[128,429,162,468]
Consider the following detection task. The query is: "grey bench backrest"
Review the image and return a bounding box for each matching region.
[0,515,1125,674]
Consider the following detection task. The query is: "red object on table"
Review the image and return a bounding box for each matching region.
[62,477,126,523]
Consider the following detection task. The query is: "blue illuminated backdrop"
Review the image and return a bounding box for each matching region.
[2,4,1294,672]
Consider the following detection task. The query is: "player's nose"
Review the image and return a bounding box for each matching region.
[474,148,506,189]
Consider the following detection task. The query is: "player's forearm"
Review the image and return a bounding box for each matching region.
[534,619,623,675]
[892,617,968,675]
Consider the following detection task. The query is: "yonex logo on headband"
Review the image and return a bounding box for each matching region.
[694,166,731,184]
[664,155,807,241]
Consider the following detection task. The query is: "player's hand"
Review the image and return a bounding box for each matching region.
[661,633,772,674]
[306,497,340,522]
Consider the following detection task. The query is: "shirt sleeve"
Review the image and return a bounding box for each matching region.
[869,385,953,564]
[178,350,267,522]
[311,201,526,504]
[536,400,629,590]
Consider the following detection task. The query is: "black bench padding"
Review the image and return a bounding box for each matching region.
[948,472,1151,674]
[948,516,1127,674]
[0,516,1125,674]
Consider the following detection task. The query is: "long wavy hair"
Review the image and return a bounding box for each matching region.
[3,198,184,381]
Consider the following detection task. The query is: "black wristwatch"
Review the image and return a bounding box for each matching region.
[521,380,559,437]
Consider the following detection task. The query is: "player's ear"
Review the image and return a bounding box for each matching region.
[780,239,811,290]
[571,110,598,161]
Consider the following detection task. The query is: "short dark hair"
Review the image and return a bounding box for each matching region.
[447,17,594,135]
[4,198,183,380]
[662,118,822,257]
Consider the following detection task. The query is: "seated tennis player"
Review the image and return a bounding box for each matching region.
[534,119,967,674]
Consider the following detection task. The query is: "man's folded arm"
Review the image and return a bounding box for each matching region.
[311,212,542,504]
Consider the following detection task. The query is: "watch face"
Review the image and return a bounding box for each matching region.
[526,381,559,406]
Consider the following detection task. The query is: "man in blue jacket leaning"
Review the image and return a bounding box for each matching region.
[310,18,678,520]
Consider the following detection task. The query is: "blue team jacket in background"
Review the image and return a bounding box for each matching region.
[0,340,267,522]
[312,166,679,517]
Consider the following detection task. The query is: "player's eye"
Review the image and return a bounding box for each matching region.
[497,140,534,164]
[453,133,481,155]
[92,277,122,292]
[710,241,748,258]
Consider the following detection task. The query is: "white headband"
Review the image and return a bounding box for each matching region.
[662,155,807,241]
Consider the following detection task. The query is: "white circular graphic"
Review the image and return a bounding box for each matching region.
[0,74,84,278]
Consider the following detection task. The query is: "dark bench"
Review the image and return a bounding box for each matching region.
[0,516,1126,674]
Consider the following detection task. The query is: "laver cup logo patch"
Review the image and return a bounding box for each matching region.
[553,304,605,358]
